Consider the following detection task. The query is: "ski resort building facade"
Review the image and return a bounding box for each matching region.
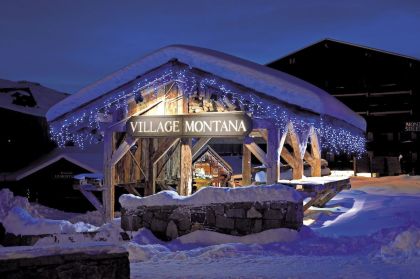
[46,45,366,220]
[267,39,420,175]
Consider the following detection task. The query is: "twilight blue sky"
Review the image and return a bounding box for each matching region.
[1,0,419,93]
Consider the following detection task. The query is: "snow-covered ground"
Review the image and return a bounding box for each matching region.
[1,175,420,278]
[128,175,420,278]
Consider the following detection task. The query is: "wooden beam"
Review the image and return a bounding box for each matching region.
[152,138,180,194]
[303,128,321,177]
[124,184,141,196]
[127,148,146,179]
[106,99,163,132]
[110,136,138,166]
[79,187,103,212]
[151,138,179,163]
[179,138,193,195]
[266,127,280,184]
[281,148,297,169]
[142,139,154,196]
[279,123,303,180]
[179,93,193,196]
[192,137,212,160]
[242,144,252,186]
[103,129,115,222]
[244,139,268,166]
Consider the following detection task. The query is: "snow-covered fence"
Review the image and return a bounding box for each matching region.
[120,184,303,240]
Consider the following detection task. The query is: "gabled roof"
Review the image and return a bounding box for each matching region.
[268,38,420,65]
[47,45,366,131]
[0,78,69,117]
[193,145,233,173]
[5,144,103,181]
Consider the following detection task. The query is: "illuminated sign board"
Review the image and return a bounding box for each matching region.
[127,112,252,138]
[405,122,420,132]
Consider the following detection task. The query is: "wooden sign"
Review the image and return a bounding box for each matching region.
[127,112,252,138]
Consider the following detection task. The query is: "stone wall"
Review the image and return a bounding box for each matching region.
[121,200,303,240]
[0,248,129,279]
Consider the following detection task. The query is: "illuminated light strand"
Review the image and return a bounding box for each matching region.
[49,67,366,157]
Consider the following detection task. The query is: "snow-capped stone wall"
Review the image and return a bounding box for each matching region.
[121,200,303,240]
[0,244,129,279]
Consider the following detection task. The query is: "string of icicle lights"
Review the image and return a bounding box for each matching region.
[49,67,366,157]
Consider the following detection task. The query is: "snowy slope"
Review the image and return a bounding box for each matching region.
[0,78,68,117]
[46,45,366,131]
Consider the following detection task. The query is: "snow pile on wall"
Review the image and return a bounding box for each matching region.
[120,184,303,210]
[0,188,97,236]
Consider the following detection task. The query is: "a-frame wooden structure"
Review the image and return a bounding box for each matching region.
[99,69,322,221]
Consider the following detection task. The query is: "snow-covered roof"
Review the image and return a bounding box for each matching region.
[47,45,366,131]
[0,78,68,117]
[6,144,103,181]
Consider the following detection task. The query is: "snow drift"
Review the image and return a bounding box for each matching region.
[0,188,97,236]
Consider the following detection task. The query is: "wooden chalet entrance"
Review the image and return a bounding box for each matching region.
[47,46,365,223]
[101,80,322,221]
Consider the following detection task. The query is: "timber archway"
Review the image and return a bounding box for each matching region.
[47,45,366,221]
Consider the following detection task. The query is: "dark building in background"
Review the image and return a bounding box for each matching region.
[0,79,101,212]
[267,39,420,175]
[0,79,69,173]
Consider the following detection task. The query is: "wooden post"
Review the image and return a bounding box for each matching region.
[103,129,115,222]
[242,144,252,185]
[266,127,280,184]
[179,138,192,195]
[178,91,192,196]
[143,138,155,196]
[305,128,321,177]
[280,123,303,180]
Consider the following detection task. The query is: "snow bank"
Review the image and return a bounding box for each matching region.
[380,227,420,260]
[120,184,303,210]
[2,206,96,235]
[35,218,123,246]
[0,189,97,236]
[127,227,299,262]
[173,228,298,246]
[306,176,420,237]
[0,188,39,220]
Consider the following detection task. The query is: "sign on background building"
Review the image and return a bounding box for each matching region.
[405,122,420,132]
[127,112,252,138]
